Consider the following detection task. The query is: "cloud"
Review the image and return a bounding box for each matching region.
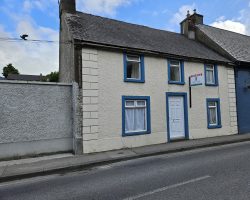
[23,0,43,12]
[77,0,132,16]
[0,1,59,76]
[140,9,170,17]
[170,3,196,25]
[210,2,250,35]
[211,20,246,34]
[215,16,226,21]
[23,0,57,12]
[238,4,250,35]
[0,16,58,76]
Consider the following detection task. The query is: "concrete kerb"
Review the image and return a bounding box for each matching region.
[0,134,250,183]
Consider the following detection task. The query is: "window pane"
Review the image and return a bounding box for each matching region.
[170,61,180,66]
[125,107,146,133]
[125,100,135,107]
[170,66,180,81]
[206,65,214,70]
[127,55,140,62]
[125,108,135,132]
[209,107,217,125]
[206,66,215,84]
[137,100,146,107]
[127,61,140,79]
[208,102,216,107]
[134,108,146,131]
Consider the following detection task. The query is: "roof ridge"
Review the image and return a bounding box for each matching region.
[74,11,181,36]
[197,24,250,38]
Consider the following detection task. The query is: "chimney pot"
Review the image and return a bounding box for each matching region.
[180,10,203,39]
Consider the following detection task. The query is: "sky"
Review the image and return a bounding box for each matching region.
[0,0,250,76]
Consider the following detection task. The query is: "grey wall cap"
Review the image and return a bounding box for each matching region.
[0,80,73,86]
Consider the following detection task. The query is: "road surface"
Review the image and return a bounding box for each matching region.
[0,141,250,200]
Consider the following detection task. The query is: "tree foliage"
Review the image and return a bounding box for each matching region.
[2,63,19,78]
[45,71,59,82]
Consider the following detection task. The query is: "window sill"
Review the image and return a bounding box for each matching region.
[168,81,185,85]
[205,83,218,87]
[122,130,151,137]
[207,125,222,129]
[124,79,145,83]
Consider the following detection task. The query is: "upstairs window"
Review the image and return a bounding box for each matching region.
[124,54,145,83]
[205,64,218,86]
[206,98,222,129]
[168,60,185,85]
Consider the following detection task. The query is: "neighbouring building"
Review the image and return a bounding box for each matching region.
[59,0,238,153]
[180,11,250,134]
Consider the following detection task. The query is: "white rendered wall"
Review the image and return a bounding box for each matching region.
[82,48,237,153]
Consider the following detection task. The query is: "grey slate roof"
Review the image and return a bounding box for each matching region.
[64,12,229,63]
[197,24,250,63]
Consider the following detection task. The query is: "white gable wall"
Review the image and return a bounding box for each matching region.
[81,47,237,153]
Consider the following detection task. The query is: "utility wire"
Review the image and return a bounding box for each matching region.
[0,37,72,44]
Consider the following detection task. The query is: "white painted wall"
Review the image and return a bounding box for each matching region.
[82,48,237,153]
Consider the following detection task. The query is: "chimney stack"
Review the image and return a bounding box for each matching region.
[59,0,76,17]
[180,9,203,39]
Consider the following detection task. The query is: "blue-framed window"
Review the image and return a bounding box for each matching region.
[206,98,222,129]
[168,60,185,85]
[124,54,145,83]
[204,64,218,86]
[122,96,151,136]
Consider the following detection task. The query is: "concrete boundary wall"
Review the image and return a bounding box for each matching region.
[0,80,82,160]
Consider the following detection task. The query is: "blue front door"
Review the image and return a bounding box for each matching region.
[235,67,250,134]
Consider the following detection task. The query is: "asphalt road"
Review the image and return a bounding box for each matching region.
[0,141,250,200]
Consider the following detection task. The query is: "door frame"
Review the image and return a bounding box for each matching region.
[235,67,249,134]
[166,92,189,142]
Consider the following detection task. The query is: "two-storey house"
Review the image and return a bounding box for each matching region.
[59,0,238,153]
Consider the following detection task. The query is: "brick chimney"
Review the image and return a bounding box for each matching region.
[59,0,76,18]
[180,9,203,39]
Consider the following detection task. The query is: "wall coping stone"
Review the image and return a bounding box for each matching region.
[0,80,72,86]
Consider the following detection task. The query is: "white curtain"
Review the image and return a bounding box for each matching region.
[125,109,135,132]
[209,108,217,125]
[206,70,214,83]
[125,108,146,132]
